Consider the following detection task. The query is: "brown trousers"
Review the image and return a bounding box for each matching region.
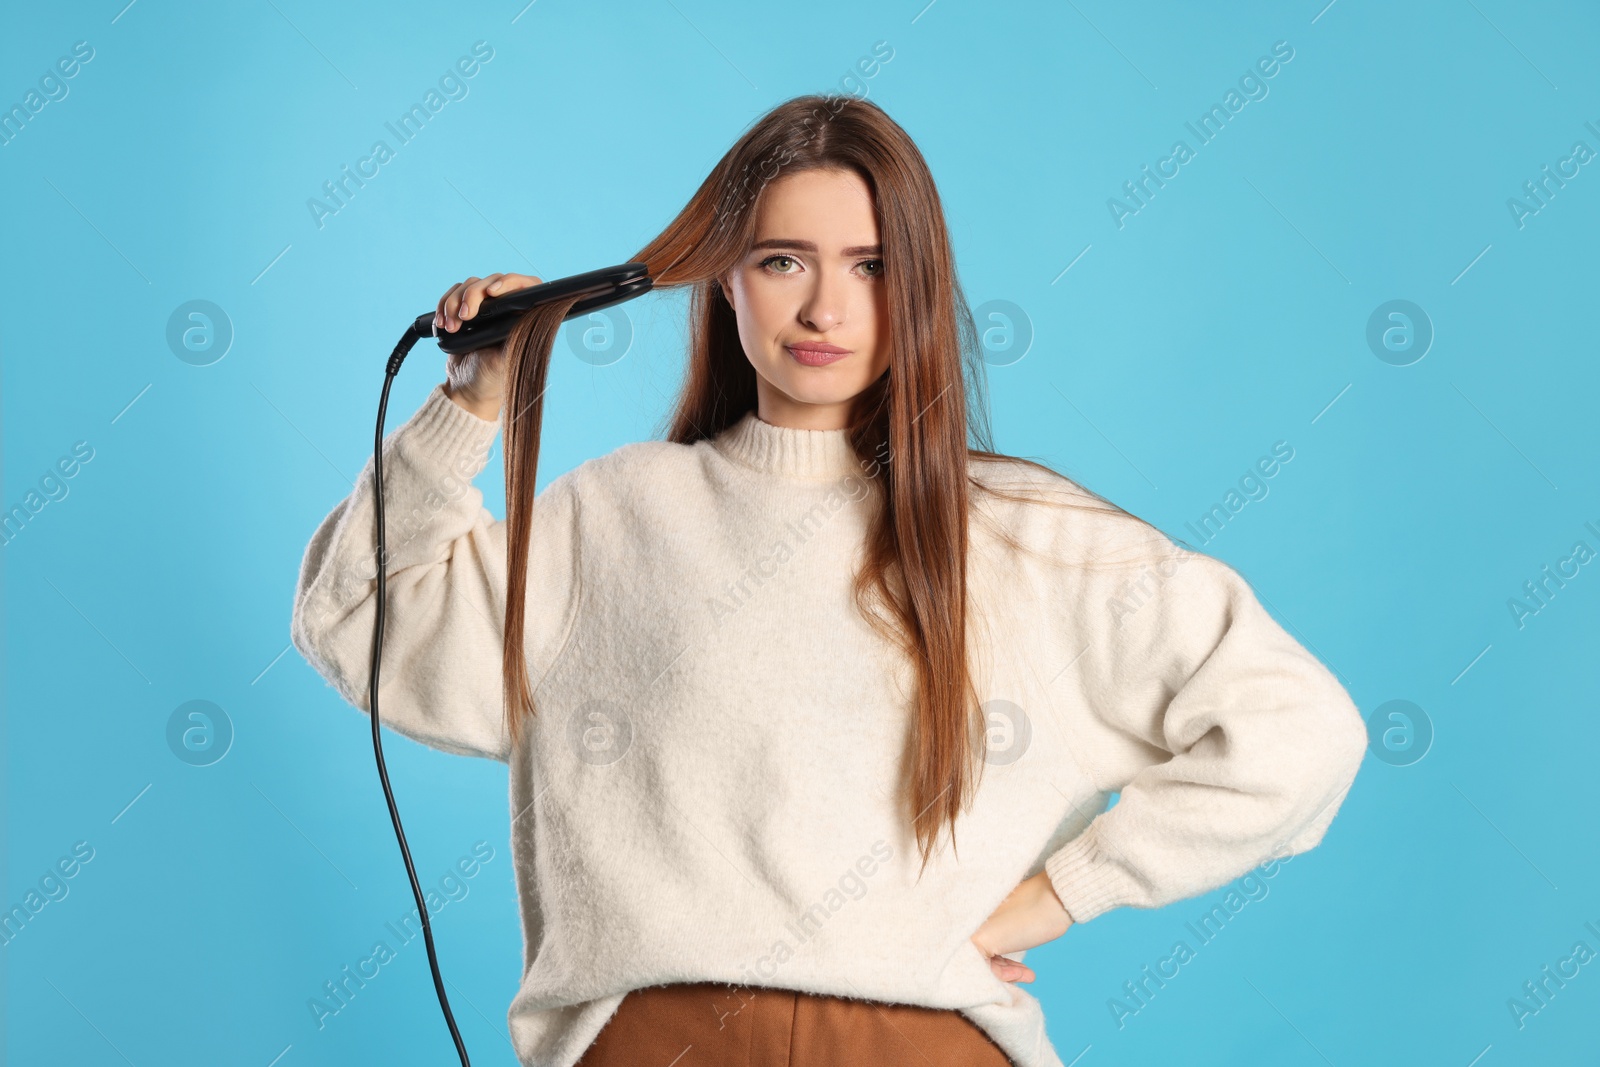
[573,981,1014,1067]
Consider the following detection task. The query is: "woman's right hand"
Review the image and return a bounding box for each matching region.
[436,272,542,420]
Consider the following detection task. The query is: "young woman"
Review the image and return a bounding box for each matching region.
[291,94,1367,1067]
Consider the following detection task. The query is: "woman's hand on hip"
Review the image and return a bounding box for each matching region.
[970,871,1074,983]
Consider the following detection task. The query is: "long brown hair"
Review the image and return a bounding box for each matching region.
[499,93,1167,871]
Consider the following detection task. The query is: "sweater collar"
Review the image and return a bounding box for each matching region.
[712,410,861,480]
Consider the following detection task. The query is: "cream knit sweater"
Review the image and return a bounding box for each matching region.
[290,383,1367,1067]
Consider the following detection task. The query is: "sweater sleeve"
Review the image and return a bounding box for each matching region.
[289,383,583,763]
[1042,542,1367,924]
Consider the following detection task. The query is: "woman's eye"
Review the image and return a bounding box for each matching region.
[756,254,881,277]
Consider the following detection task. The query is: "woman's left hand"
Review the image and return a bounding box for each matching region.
[970,871,1075,983]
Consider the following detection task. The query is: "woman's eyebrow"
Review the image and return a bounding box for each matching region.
[751,238,883,256]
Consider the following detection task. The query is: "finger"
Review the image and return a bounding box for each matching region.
[1006,961,1035,983]
[486,272,543,296]
[442,281,471,331]
[436,282,465,329]
[459,274,504,322]
[989,957,1034,984]
[453,277,482,322]
[446,278,481,330]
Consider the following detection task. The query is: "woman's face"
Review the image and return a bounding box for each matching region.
[718,166,890,431]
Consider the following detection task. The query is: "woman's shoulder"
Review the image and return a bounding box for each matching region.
[968,451,1105,501]
[966,451,1183,569]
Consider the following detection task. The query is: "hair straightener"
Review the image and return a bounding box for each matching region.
[369,262,652,1065]
[422,261,652,355]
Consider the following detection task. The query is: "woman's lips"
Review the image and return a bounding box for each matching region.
[785,343,851,366]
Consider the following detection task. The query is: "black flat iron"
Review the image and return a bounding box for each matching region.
[419,261,653,354]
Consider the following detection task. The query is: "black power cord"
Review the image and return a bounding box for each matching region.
[364,270,651,1063]
[369,316,474,1066]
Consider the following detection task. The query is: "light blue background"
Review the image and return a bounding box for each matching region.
[4,1,1598,1064]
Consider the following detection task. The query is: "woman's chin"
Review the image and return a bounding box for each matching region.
[751,365,869,412]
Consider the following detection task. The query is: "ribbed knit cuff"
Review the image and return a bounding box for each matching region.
[1044,823,1145,925]
[387,383,501,475]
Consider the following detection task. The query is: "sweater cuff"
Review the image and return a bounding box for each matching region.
[388,383,501,473]
[1044,823,1144,925]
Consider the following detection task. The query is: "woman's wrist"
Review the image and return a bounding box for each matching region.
[972,871,1075,960]
[1040,873,1074,936]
